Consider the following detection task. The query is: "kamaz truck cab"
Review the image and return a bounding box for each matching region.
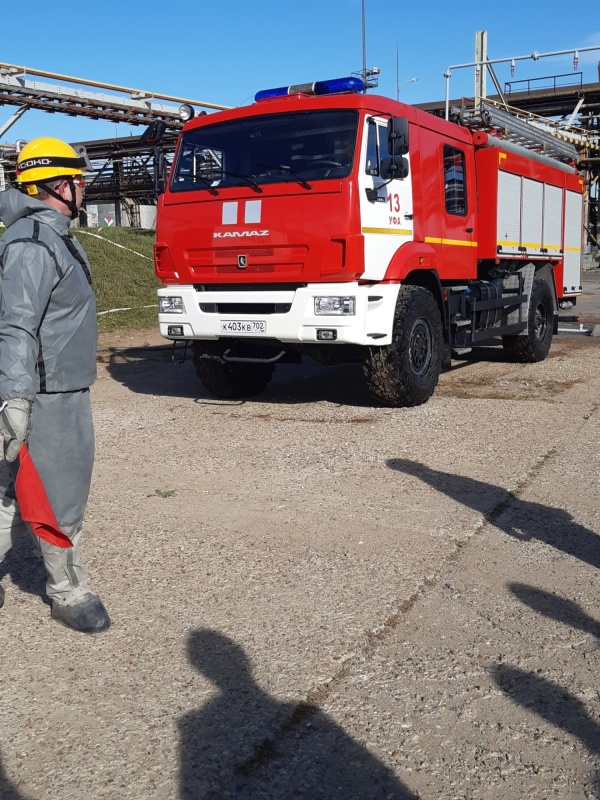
[155,76,583,406]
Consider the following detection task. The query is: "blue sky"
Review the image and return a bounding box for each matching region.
[1,0,599,145]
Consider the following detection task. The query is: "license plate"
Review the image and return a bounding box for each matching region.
[220,319,267,334]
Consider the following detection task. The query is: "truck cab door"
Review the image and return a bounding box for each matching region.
[440,144,477,279]
[358,117,414,282]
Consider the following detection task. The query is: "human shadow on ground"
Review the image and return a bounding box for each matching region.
[103,345,377,407]
[509,583,600,639]
[492,664,600,759]
[387,458,600,783]
[0,751,34,799]
[386,459,600,570]
[178,629,417,800]
[500,583,600,782]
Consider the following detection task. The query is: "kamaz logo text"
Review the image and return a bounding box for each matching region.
[213,230,269,238]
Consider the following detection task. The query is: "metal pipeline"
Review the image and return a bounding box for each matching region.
[472,131,577,174]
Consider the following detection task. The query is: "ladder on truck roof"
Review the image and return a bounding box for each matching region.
[452,99,597,163]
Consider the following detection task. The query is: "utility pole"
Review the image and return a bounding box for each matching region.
[357,0,380,91]
[474,30,487,110]
[361,0,367,93]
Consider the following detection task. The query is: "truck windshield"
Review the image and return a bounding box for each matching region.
[170,109,358,193]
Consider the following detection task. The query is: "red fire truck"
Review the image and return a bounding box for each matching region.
[154,76,583,406]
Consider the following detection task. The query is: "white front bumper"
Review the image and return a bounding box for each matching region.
[158,282,400,346]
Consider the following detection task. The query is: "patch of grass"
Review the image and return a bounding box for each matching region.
[73,228,161,333]
[1,224,161,333]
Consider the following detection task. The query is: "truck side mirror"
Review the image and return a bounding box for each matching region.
[387,117,409,156]
[154,146,166,195]
[139,120,167,146]
[380,156,409,181]
[138,122,168,195]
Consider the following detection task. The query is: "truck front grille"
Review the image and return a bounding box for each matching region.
[200,303,292,314]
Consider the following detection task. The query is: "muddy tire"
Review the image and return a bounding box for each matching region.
[363,286,443,407]
[192,344,274,399]
[502,277,554,363]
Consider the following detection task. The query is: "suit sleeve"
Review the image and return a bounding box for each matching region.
[0,239,57,401]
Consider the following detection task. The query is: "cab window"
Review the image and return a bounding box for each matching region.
[443,146,467,215]
[365,120,392,177]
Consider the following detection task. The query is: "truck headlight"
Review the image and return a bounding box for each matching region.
[314,296,356,316]
[159,296,186,314]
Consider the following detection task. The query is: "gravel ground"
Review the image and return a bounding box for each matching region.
[0,305,599,799]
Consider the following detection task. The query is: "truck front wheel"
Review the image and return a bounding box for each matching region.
[363,286,443,407]
[502,277,554,363]
[192,344,275,399]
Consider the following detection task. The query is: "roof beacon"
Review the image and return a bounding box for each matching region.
[255,76,365,102]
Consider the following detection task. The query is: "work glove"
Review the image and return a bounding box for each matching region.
[0,398,32,462]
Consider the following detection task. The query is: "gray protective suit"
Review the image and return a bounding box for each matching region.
[0,187,98,602]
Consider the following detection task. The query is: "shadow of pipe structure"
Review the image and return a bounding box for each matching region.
[178,629,417,800]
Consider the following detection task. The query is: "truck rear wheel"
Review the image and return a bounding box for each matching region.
[502,277,554,363]
[363,286,443,407]
[192,344,274,399]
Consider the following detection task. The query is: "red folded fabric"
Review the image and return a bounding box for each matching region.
[15,444,72,549]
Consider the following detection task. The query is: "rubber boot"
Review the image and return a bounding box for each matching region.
[51,591,111,633]
[37,520,110,633]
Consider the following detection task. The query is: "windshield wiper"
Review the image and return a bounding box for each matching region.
[257,163,312,190]
[221,170,263,193]
[190,174,219,195]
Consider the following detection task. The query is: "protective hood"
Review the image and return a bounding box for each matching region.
[0,187,70,235]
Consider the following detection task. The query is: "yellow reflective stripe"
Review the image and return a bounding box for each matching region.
[565,246,581,252]
[499,242,569,253]
[424,237,477,247]
[443,238,477,247]
[362,227,412,236]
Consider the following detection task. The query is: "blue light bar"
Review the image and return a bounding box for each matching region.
[314,77,364,95]
[254,85,289,101]
[254,76,365,102]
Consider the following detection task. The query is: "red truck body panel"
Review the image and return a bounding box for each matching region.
[157,91,582,297]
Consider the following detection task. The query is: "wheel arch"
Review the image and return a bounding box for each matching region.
[533,262,559,327]
[363,283,444,407]
[401,268,446,337]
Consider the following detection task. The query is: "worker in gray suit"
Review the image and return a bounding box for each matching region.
[0,136,110,633]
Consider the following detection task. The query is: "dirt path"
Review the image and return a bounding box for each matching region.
[0,330,598,799]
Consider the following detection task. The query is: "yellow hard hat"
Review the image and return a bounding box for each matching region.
[16,137,90,185]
